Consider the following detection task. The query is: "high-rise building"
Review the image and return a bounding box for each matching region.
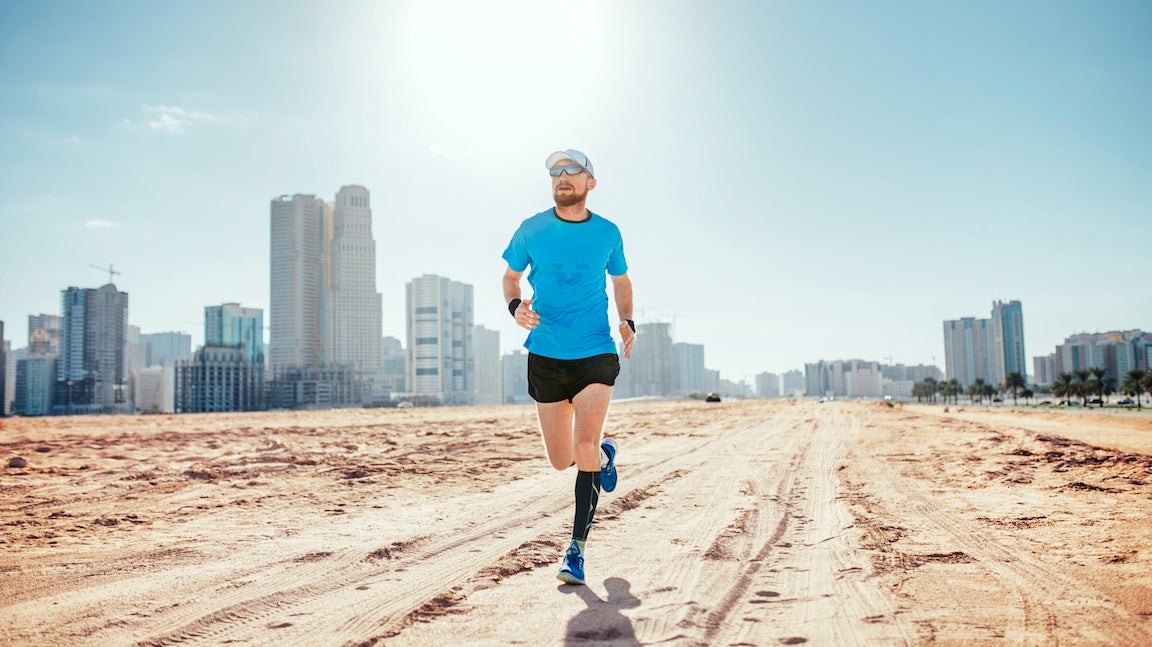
[944,300,1026,388]
[1051,330,1148,382]
[55,284,130,414]
[782,369,804,396]
[804,359,883,397]
[324,186,383,375]
[205,304,263,364]
[990,300,1026,385]
[141,332,193,367]
[473,326,501,405]
[943,317,993,388]
[4,342,20,416]
[406,274,474,405]
[382,336,406,394]
[126,324,146,375]
[756,372,780,398]
[618,322,672,398]
[15,355,56,416]
[176,345,265,412]
[502,350,530,404]
[671,342,705,394]
[1033,354,1057,386]
[269,194,326,371]
[28,314,60,356]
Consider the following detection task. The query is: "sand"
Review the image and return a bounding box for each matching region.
[1,400,1150,645]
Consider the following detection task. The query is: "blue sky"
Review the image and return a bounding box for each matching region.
[1,0,1149,381]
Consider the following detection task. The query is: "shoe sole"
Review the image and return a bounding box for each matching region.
[601,439,618,493]
[556,571,585,585]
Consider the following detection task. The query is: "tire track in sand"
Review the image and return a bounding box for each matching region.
[106,416,742,645]
[848,404,1152,646]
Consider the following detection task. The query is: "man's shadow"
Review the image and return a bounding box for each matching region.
[562,577,641,646]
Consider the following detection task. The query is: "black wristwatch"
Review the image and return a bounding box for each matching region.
[621,319,635,333]
[508,298,522,317]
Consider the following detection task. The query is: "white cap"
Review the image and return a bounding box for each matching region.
[544,148,594,178]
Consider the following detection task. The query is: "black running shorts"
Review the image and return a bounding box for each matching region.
[527,353,621,403]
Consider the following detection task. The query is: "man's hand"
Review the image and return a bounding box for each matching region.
[515,299,539,330]
[618,321,635,359]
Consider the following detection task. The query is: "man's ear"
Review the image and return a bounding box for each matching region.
[588,177,597,191]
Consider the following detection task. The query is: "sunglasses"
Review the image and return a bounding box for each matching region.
[549,164,588,177]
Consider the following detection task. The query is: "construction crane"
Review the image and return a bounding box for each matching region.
[90,264,121,285]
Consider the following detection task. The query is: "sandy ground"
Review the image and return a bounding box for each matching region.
[2,400,1150,646]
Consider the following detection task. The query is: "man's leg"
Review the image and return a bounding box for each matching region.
[571,384,612,470]
[536,400,576,470]
[557,383,615,585]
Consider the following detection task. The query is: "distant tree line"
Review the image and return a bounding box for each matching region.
[912,369,1151,408]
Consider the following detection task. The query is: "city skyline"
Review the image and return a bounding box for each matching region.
[2,2,1149,379]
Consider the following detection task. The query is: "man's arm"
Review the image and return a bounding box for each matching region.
[504,267,538,330]
[612,274,635,359]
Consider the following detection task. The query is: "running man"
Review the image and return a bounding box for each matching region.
[502,148,635,585]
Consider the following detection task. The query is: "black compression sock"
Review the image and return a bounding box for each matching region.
[572,470,601,542]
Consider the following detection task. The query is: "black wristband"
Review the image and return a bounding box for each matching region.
[508,298,522,317]
[622,319,635,333]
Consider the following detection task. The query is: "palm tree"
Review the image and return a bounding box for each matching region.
[1089,367,1116,407]
[1021,387,1034,405]
[1005,372,1026,406]
[923,377,938,404]
[912,381,926,402]
[1053,372,1075,405]
[968,378,987,404]
[1074,369,1092,406]
[983,382,997,404]
[952,379,963,404]
[1122,370,1147,409]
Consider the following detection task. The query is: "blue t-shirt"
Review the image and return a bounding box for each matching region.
[502,208,628,359]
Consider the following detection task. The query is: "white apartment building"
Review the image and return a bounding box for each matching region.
[406,275,474,405]
[943,317,992,388]
[135,365,174,413]
[269,194,326,370]
[756,372,780,398]
[473,325,501,405]
[324,185,382,374]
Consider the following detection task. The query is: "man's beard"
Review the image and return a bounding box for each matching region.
[553,187,587,207]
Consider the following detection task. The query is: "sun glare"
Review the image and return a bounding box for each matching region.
[391,1,612,150]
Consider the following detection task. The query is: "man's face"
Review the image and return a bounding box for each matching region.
[551,159,596,207]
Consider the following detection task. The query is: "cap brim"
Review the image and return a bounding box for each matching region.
[545,151,577,169]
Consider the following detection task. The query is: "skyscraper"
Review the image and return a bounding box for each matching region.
[990,300,1026,385]
[269,194,325,370]
[943,300,1026,388]
[324,185,382,374]
[943,317,993,388]
[406,274,474,405]
[56,284,129,414]
[205,304,263,364]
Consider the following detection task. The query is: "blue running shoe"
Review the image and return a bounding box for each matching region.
[600,438,618,493]
[557,541,585,585]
